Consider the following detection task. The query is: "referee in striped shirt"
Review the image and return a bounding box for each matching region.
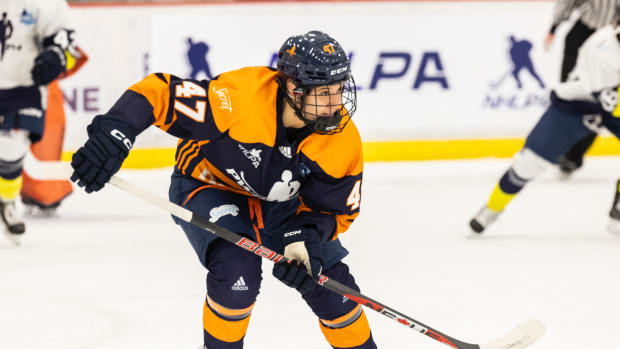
[544,0,619,176]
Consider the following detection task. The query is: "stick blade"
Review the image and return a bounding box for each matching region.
[479,319,545,349]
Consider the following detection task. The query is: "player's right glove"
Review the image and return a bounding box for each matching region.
[70,117,134,193]
[31,46,66,86]
[272,227,323,294]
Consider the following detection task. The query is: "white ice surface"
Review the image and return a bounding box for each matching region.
[2,157,620,349]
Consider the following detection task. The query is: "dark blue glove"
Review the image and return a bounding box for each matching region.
[272,227,323,294]
[31,47,66,86]
[70,117,134,193]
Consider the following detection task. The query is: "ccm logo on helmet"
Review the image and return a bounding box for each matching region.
[330,67,348,76]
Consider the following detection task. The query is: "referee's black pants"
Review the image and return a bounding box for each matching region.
[560,20,597,171]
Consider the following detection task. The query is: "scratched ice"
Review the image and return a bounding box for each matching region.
[1,158,619,348]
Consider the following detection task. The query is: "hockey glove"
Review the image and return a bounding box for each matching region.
[31,46,66,86]
[272,227,323,294]
[595,86,620,117]
[70,117,134,193]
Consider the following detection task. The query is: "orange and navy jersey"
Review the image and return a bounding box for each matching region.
[104,66,363,240]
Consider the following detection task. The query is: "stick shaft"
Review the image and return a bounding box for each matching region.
[108,174,477,349]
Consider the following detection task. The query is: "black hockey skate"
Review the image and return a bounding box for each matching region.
[1,200,25,245]
[607,179,620,236]
[469,205,501,234]
[557,155,582,180]
[21,193,62,217]
[557,132,596,179]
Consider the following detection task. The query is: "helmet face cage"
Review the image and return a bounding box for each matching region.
[287,74,357,135]
[277,30,357,135]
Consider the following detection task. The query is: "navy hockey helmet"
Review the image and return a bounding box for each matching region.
[277,31,357,135]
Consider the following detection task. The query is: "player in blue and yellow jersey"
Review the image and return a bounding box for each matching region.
[469,26,620,236]
[69,31,377,349]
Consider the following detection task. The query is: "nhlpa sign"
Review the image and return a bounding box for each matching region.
[483,35,550,110]
[181,38,451,92]
[268,51,449,91]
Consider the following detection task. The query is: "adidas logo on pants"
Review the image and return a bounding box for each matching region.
[231,276,248,291]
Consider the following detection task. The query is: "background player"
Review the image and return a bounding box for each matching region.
[0,0,79,244]
[21,46,87,216]
[69,31,377,349]
[470,25,620,234]
[544,0,619,177]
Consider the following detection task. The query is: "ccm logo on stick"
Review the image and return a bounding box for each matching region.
[284,230,301,238]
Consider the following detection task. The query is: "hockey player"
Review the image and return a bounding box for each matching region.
[543,0,620,178]
[470,25,620,234]
[70,31,377,349]
[0,0,78,244]
[21,47,88,216]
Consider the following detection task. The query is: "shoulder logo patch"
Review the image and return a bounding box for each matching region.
[212,86,232,113]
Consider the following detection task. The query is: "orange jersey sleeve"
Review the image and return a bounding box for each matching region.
[104,73,224,141]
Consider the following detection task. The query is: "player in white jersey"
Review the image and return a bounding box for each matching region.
[0,0,78,245]
[469,25,620,235]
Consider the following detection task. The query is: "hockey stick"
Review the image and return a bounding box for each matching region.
[30,158,545,349]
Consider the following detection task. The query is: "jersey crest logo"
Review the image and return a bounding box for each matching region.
[0,12,15,60]
[209,204,239,223]
[226,168,300,202]
[267,170,300,201]
[278,146,292,159]
[20,9,35,25]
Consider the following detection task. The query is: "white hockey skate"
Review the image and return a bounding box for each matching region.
[469,205,501,234]
[607,218,620,237]
[1,199,25,246]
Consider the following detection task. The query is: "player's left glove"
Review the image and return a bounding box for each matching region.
[272,227,323,294]
[31,46,66,86]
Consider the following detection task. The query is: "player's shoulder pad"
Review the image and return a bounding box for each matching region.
[299,119,363,179]
[208,66,280,146]
[128,73,178,120]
